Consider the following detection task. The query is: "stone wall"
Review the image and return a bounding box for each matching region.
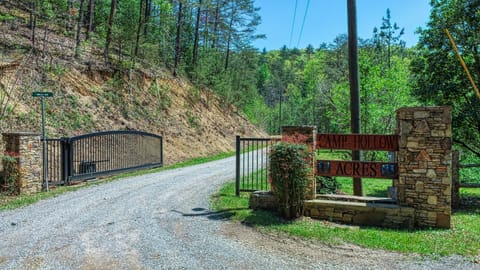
[395,106,452,228]
[304,200,414,229]
[2,133,42,194]
[281,126,316,200]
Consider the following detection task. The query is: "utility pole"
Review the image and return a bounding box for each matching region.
[278,90,283,134]
[347,0,362,196]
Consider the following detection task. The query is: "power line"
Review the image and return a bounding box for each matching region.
[288,0,298,48]
[296,0,310,48]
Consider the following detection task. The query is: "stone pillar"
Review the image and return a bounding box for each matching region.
[396,107,452,228]
[281,126,316,200]
[2,132,42,194]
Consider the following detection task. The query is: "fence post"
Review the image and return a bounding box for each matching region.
[160,136,163,167]
[235,135,240,196]
[452,150,460,208]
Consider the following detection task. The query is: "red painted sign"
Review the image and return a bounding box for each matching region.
[317,160,398,179]
[316,134,399,151]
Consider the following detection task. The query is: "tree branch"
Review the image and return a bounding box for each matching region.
[453,138,480,158]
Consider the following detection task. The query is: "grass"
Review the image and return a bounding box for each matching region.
[0,150,236,211]
[213,149,480,257]
[211,182,480,257]
[336,177,392,197]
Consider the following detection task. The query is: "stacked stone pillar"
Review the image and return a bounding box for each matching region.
[396,107,452,228]
[281,126,316,200]
[2,132,42,194]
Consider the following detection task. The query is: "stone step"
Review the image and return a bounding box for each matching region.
[315,194,396,204]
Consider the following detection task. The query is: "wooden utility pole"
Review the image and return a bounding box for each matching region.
[347,0,362,196]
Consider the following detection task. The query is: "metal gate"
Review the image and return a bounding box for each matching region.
[235,136,277,196]
[45,130,163,185]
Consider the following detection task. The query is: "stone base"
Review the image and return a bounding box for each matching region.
[249,191,278,211]
[304,199,415,229]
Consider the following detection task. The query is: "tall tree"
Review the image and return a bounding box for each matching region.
[104,0,116,63]
[30,0,37,49]
[134,0,145,59]
[173,0,183,77]
[192,0,202,66]
[75,0,85,59]
[412,0,480,157]
[211,0,220,49]
[143,0,152,36]
[373,8,405,68]
[86,0,95,40]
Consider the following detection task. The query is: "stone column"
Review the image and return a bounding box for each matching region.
[2,132,42,194]
[396,107,452,228]
[281,126,316,200]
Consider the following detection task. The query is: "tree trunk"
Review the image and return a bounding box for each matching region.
[104,0,116,63]
[211,0,220,49]
[192,0,202,66]
[29,0,34,29]
[66,0,74,32]
[86,0,95,40]
[31,0,36,50]
[173,1,183,77]
[224,10,234,70]
[75,0,86,59]
[203,9,209,48]
[134,0,145,60]
[144,0,152,37]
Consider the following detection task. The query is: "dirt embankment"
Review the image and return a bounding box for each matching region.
[0,4,266,164]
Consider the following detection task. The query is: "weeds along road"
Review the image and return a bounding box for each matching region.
[0,154,477,270]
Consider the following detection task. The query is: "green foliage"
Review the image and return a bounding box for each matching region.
[316,176,341,194]
[253,25,416,137]
[186,110,201,131]
[44,63,67,76]
[0,12,15,22]
[458,151,480,185]
[412,0,480,158]
[1,154,20,195]
[149,83,172,111]
[269,143,310,219]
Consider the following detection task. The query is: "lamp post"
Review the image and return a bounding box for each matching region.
[32,91,53,192]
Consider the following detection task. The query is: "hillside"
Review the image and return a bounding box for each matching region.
[0,4,266,165]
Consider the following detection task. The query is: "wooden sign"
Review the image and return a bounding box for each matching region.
[317,134,398,151]
[317,160,398,179]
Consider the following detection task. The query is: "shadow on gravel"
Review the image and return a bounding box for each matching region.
[171,208,249,220]
[242,210,286,227]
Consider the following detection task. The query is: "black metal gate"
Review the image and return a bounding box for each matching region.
[235,136,276,196]
[45,130,163,185]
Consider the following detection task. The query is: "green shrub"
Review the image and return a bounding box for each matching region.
[269,142,310,219]
[1,153,20,195]
[316,176,341,194]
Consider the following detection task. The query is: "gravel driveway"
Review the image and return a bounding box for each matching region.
[0,156,478,269]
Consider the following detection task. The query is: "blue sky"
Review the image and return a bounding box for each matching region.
[253,0,432,50]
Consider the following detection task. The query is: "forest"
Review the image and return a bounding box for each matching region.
[0,0,479,162]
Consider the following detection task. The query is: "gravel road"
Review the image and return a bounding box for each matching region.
[0,156,478,269]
